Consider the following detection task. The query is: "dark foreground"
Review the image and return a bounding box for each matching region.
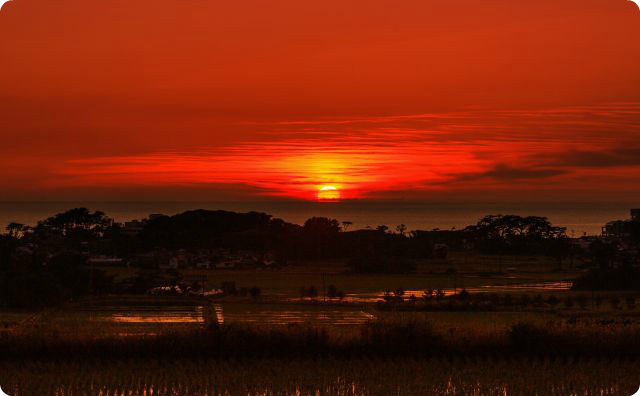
[4,319,640,360]
[2,357,639,396]
[4,321,640,394]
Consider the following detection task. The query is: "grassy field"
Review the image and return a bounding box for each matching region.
[4,285,640,396]
[2,358,639,395]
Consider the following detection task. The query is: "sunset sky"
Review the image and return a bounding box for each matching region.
[1,0,639,202]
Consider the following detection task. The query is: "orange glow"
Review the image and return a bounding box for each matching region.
[41,104,640,201]
[318,186,340,201]
[0,0,639,201]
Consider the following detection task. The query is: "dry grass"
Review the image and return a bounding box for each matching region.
[2,357,639,395]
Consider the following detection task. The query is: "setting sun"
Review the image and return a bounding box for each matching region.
[317,185,340,201]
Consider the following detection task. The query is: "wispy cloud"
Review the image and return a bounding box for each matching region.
[46,103,640,200]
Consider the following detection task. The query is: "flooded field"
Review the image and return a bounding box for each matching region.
[3,358,638,396]
[78,304,205,335]
[91,305,205,324]
[326,281,574,303]
[473,280,573,292]
[3,277,579,337]
[215,303,375,326]
[4,278,578,336]
[11,297,377,335]
[6,297,209,336]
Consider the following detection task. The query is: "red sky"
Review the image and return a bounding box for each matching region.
[1,0,639,202]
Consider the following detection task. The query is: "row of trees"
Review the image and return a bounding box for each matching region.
[2,210,578,271]
[1,208,616,307]
[1,209,115,307]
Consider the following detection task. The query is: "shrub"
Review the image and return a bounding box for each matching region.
[533,294,544,307]
[249,286,261,299]
[572,267,640,291]
[576,295,588,310]
[595,295,604,308]
[507,322,552,353]
[626,296,636,309]
[360,319,442,355]
[609,296,621,310]
[564,296,574,309]
[221,281,237,296]
[458,289,470,301]
[300,286,319,298]
[348,252,416,274]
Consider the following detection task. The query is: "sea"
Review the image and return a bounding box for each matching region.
[0,201,636,236]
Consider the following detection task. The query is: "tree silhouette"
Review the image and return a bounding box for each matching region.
[5,222,26,238]
[376,225,389,233]
[38,208,112,237]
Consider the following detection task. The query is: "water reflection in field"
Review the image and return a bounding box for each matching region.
[476,281,572,292]
[84,303,374,328]
[341,281,573,303]
[215,304,374,326]
[36,281,572,336]
[109,306,205,324]
[80,305,207,335]
[91,305,205,323]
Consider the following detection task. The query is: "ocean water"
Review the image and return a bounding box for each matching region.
[0,201,635,236]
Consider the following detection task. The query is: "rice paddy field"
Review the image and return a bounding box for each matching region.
[176,254,581,300]
[215,303,375,326]
[2,358,640,395]
[0,255,583,337]
[0,260,633,339]
[3,290,606,338]
[101,253,581,300]
[3,258,640,395]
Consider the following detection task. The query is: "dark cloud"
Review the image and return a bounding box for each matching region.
[449,163,566,183]
[482,164,567,180]
[547,146,640,168]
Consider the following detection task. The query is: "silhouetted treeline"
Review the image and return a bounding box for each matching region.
[1,209,572,260]
[1,208,622,307]
[464,214,569,255]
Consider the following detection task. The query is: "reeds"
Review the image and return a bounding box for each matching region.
[2,356,639,395]
[4,318,640,360]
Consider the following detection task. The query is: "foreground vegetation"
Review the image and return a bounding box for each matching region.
[5,318,640,360]
[2,357,638,395]
[0,208,638,394]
